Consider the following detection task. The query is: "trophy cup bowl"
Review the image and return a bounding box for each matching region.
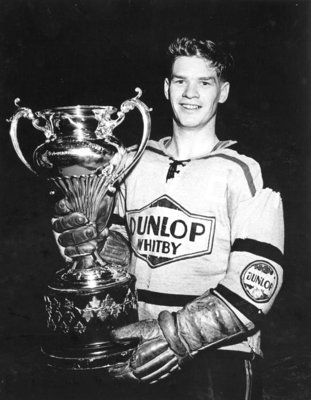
[8,88,151,369]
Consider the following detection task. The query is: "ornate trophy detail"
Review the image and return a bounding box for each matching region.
[8,88,151,369]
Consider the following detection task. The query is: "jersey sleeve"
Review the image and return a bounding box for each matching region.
[215,158,284,329]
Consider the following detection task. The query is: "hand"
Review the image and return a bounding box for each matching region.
[108,291,247,384]
[108,318,184,384]
[52,198,103,258]
[52,198,130,266]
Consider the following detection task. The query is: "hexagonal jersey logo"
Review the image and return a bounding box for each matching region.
[127,195,216,268]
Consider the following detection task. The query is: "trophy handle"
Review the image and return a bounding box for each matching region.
[8,98,53,175]
[113,88,152,183]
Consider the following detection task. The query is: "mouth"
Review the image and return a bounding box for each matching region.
[180,103,201,110]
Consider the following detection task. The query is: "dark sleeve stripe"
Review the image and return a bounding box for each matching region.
[137,289,197,307]
[108,213,126,226]
[213,284,265,327]
[202,154,257,197]
[232,238,283,266]
[211,140,234,152]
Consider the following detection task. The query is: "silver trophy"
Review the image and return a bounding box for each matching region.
[8,88,151,369]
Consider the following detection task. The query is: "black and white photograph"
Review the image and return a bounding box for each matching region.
[0,1,310,399]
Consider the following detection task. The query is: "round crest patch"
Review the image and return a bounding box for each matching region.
[240,260,278,303]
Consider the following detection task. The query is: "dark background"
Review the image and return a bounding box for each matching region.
[0,0,310,399]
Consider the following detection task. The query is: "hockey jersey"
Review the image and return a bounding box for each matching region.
[111,138,284,355]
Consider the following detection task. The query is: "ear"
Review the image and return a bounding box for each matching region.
[164,78,170,100]
[218,81,230,104]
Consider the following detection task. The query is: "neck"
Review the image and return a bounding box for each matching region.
[166,123,219,159]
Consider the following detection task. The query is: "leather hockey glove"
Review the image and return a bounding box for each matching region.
[108,290,247,384]
[52,198,130,266]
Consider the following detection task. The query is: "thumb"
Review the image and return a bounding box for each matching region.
[54,198,72,216]
[111,319,161,344]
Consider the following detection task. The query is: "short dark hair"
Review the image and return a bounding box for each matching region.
[166,37,234,82]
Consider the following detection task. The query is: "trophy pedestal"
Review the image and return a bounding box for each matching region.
[42,267,137,370]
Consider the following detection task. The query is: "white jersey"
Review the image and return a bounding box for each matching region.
[112,138,284,355]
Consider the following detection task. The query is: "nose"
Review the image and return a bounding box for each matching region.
[183,83,199,98]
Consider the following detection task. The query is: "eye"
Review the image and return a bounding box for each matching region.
[173,79,185,85]
[201,80,211,86]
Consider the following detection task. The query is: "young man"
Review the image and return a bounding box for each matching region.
[54,38,284,399]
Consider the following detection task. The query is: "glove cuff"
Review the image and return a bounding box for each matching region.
[176,291,247,353]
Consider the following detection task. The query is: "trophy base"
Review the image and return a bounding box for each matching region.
[42,266,138,370]
[41,341,135,370]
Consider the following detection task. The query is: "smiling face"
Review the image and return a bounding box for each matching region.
[164,56,230,133]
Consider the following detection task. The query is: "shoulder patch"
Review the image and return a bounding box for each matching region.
[240,260,278,303]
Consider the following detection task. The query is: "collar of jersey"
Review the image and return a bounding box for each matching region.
[145,137,237,161]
